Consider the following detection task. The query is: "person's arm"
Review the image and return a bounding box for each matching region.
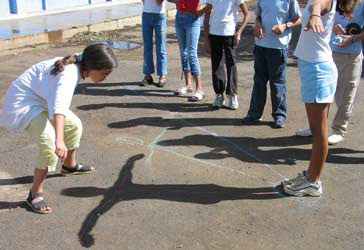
[54,114,67,162]
[156,0,164,5]
[196,5,207,17]
[235,3,250,47]
[254,16,264,39]
[305,0,333,33]
[203,4,212,54]
[337,31,364,48]
[272,18,302,35]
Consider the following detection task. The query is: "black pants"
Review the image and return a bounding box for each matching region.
[209,34,238,95]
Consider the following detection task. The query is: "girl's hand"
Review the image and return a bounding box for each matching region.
[305,15,324,33]
[55,139,68,162]
[272,24,286,35]
[333,24,346,35]
[234,32,242,47]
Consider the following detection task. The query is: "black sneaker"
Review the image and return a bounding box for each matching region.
[241,116,262,124]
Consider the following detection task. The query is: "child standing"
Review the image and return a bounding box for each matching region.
[241,0,301,128]
[282,0,359,196]
[140,0,168,87]
[0,43,117,213]
[169,0,206,102]
[203,0,250,110]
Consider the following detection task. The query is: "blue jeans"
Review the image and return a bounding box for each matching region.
[247,45,288,119]
[142,12,167,76]
[175,12,201,76]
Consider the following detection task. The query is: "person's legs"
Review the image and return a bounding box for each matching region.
[331,52,362,137]
[306,103,330,182]
[175,13,191,87]
[26,112,58,213]
[155,13,167,79]
[224,35,238,96]
[245,45,269,119]
[209,34,226,95]
[267,47,288,123]
[185,14,202,93]
[62,111,83,168]
[142,12,155,77]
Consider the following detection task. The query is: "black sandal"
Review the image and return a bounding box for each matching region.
[26,190,52,214]
[155,76,166,88]
[139,75,154,86]
[61,163,95,176]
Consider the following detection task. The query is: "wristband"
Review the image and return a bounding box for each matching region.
[285,23,290,29]
[311,14,321,18]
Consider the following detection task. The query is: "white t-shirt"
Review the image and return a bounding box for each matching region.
[207,0,244,36]
[0,58,80,131]
[143,0,166,14]
[294,0,337,62]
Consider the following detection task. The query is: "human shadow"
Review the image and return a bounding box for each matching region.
[0,173,62,186]
[157,134,364,166]
[0,201,28,210]
[62,154,282,248]
[78,102,211,113]
[107,116,273,130]
[74,82,175,98]
[0,174,62,210]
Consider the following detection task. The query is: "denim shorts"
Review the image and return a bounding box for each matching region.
[298,59,338,103]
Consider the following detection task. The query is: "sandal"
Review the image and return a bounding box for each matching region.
[26,190,52,214]
[155,76,167,88]
[188,92,206,102]
[139,75,154,86]
[174,86,193,96]
[61,163,95,176]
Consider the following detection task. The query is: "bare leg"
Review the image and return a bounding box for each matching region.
[63,149,76,168]
[184,71,193,90]
[31,168,52,212]
[194,75,203,93]
[305,103,329,182]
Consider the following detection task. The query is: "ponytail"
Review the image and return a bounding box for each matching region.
[51,55,81,75]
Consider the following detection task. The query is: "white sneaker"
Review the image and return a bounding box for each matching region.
[283,175,322,197]
[295,128,312,137]
[281,171,306,187]
[328,133,344,145]
[227,94,239,110]
[212,94,225,108]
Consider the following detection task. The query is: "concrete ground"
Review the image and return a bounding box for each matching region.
[0,7,363,250]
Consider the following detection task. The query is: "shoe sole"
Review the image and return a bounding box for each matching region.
[26,200,52,214]
[328,139,344,145]
[61,169,96,177]
[283,185,321,197]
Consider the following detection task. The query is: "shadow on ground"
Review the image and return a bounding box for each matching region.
[62,154,283,248]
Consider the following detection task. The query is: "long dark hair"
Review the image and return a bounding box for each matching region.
[337,0,361,18]
[51,43,117,75]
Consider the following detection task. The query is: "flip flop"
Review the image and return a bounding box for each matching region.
[188,92,206,102]
[174,87,193,96]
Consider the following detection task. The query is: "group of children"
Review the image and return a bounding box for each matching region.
[0,0,362,214]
